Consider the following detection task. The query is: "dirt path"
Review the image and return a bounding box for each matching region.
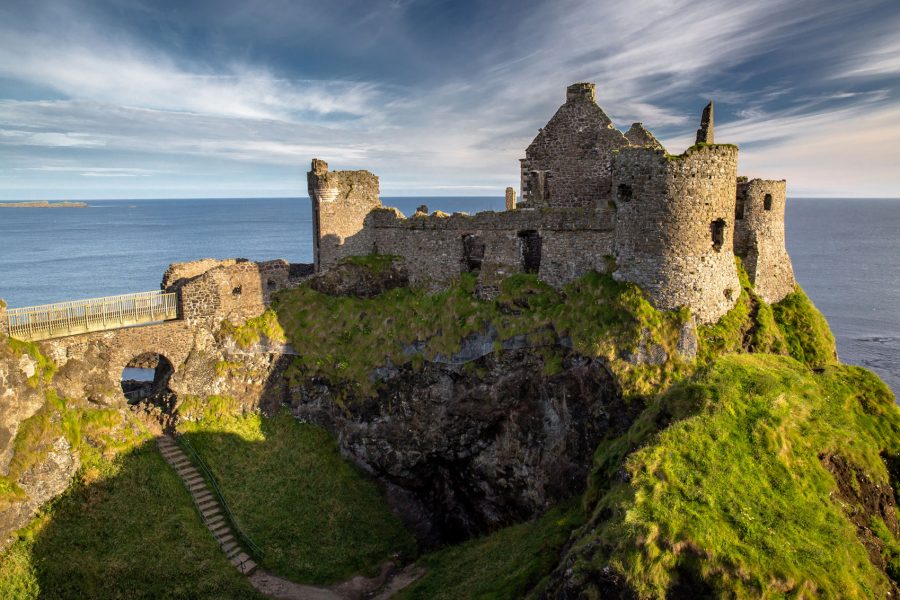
[248,564,425,600]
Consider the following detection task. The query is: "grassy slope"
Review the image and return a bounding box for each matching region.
[179,409,416,584]
[399,503,582,600]
[0,444,262,600]
[382,269,892,599]
[580,355,899,598]
[0,263,884,598]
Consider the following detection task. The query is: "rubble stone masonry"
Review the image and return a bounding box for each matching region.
[369,207,616,289]
[307,159,381,271]
[612,144,741,323]
[519,83,629,208]
[735,179,796,303]
[164,258,290,325]
[307,83,796,325]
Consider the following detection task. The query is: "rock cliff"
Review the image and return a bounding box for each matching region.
[292,347,632,544]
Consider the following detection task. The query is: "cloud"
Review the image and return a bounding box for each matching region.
[16,166,159,177]
[1,0,899,198]
[0,20,384,123]
[0,129,107,147]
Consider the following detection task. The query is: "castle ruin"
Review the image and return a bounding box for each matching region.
[307,83,795,323]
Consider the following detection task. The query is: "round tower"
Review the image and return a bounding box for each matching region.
[612,144,741,323]
[734,179,795,303]
[307,159,381,272]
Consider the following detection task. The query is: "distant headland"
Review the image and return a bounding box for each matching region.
[0,201,88,208]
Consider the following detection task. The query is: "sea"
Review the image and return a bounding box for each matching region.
[0,197,897,396]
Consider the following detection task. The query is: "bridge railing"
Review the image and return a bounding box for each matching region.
[6,291,178,341]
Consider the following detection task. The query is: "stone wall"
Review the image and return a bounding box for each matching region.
[735,179,796,303]
[624,122,664,150]
[519,83,630,209]
[306,84,797,324]
[164,258,289,326]
[308,159,381,271]
[612,144,741,323]
[368,207,616,290]
[161,258,239,290]
[44,320,198,405]
[0,300,7,337]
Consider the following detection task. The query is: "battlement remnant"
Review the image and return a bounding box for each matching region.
[505,187,517,210]
[307,83,795,323]
[695,100,714,144]
[163,258,291,325]
[625,122,665,151]
[307,159,381,271]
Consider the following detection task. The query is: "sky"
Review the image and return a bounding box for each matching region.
[1,0,899,199]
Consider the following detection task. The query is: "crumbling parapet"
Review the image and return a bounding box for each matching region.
[164,258,290,325]
[612,143,741,323]
[308,159,381,271]
[624,122,665,151]
[505,187,517,210]
[734,179,795,303]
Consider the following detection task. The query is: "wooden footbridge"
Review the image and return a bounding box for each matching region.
[4,291,179,342]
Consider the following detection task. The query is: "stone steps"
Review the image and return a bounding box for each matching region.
[156,435,258,576]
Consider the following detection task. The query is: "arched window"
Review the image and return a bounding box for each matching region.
[764,194,773,211]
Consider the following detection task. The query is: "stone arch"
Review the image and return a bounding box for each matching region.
[121,352,176,407]
[764,193,773,211]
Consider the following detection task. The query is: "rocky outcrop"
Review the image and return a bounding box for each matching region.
[822,453,900,592]
[0,437,79,545]
[308,258,409,298]
[290,346,634,545]
[0,350,46,474]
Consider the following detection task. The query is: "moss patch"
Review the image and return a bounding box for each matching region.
[220,309,286,350]
[4,338,56,389]
[341,253,399,275]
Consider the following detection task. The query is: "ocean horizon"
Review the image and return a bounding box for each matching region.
[1,196,897,396]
